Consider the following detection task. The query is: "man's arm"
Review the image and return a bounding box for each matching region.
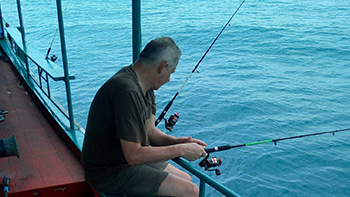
[120,139,206,165]
[120,115,207,165]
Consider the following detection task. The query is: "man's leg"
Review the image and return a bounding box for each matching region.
[156,164,199,197]
[164,163,192,181]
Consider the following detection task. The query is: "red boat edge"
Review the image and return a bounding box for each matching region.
[0,53,96,197]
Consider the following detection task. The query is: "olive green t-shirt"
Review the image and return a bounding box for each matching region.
[81,65,156,184]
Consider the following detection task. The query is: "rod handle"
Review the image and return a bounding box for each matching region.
[205,145,232,153]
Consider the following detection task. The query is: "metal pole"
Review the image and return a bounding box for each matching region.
[16,0,29,77]
[199,179,206,197]
[16,0,25,44]
[0,3,4,38]
[56,0,75,130]
[173,158,241,197]
[132,0,141,63]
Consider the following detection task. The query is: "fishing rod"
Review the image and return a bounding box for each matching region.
[199,128,350,175]
[45,0,71,61]
[155,0,246,129]
[205,128,350,153]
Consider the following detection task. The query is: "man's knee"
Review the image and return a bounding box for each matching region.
[164,164,192,181]
[157,174,199,197]
[182,172,192,181]
[165,181,199,197]
[183,181,199,197]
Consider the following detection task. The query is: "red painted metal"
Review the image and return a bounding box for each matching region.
[0,59,94,197]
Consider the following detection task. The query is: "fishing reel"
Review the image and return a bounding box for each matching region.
[46,54,58,62]
[163,112,179,132]
[50,55,58,62]
[199,154,222,176]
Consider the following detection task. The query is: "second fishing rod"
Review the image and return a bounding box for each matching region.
[155,0,246,129]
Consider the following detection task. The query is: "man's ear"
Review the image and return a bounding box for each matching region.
[157,61,169,74]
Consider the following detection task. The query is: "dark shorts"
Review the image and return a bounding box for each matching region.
[90,162,169,197]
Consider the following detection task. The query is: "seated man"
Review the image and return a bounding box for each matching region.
[82,37,207,197]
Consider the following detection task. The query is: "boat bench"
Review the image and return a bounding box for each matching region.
[1,26,75,81]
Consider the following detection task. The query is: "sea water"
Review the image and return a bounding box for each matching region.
[1,0,350,196]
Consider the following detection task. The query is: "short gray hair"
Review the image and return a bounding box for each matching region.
[139,37,181,69]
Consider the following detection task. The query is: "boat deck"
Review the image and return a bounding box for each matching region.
[0,58,94,196]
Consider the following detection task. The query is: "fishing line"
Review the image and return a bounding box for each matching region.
[155,0,246,126]
[205,128,350,153]
[45,0,71,60]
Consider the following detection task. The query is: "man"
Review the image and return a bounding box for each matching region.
[82,37,207,197]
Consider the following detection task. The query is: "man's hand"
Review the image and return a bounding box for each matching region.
[185,136,207,147]
[181,143,207,161]
[176,136,207,147]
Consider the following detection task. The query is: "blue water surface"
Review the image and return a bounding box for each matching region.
[1,0,350,196]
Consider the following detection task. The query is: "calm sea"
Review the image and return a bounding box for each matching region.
[2,0,350,196]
